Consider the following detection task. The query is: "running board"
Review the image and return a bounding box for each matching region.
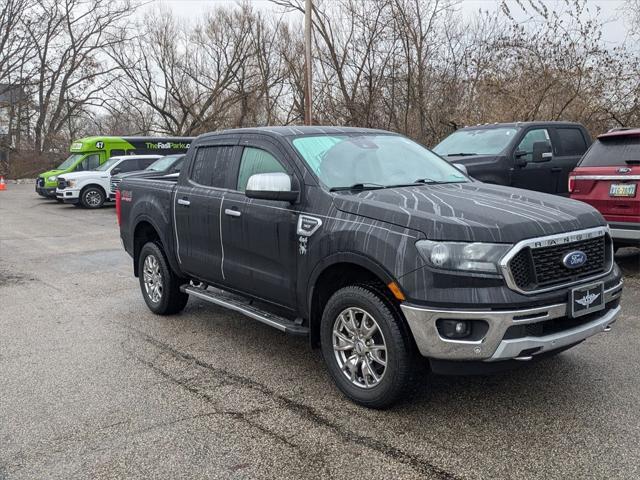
[181,285,309,336]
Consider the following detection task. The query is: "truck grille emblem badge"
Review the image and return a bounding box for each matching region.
[575,291,601,307]
[562,250,587,269]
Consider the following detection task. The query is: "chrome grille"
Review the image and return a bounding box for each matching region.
[502,227,612,294]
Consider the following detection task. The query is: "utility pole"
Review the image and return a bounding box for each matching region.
[304,0,313,125]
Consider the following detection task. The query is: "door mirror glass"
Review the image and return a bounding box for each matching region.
[245,172,298,202]
[532,141,553,163]
[111,167,121,175]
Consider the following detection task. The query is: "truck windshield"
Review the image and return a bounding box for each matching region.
[95,158,121,171]
[434,127,518,156]
[579,137,640,167]
[147,155,180,171]
[292,134,469,190]
[56,154,84,170]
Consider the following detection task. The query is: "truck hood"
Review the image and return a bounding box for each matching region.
[446,154,502,169]
[39,169,66,179]
[58,171,107,181]
[332,183,605,243]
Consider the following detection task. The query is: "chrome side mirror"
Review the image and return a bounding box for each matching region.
[245,172,298,202]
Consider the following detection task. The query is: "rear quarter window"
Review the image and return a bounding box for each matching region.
[555,128,588,156]
[190,146,235,188]
[579,137,640,167]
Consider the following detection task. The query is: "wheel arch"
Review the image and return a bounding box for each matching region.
[305,253,403,348]
[132,216,181,278]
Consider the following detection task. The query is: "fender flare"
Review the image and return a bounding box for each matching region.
[132,213,183,277]
[303,251,397,318]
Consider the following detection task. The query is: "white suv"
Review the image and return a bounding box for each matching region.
[56,155,160,208]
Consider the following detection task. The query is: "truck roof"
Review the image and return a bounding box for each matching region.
[200,126,395,140]
[457,121,584,130]
[597,128,640,140]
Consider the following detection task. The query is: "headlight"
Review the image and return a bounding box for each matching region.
[47,175,58,182]
[66,179,76,188]
[415,240,511,274]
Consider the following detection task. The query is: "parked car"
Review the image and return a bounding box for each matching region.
[36,136,193,200]
[109,154,185,201]
[56,155,161,208]
[117,127,622,408]
[569,128,640,248]
[433,121,592,195]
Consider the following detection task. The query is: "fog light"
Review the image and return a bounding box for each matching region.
[438,319,471,339]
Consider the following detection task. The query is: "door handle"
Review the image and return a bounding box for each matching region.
[551,167,562,172]
[177,198,190,206]
[224,208,241,217]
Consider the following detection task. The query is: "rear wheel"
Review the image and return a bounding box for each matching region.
[80,186,105,209]
[320,285,416,408]
[138,242,189,315]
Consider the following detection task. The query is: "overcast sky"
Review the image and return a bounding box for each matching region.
[143,0,632,45]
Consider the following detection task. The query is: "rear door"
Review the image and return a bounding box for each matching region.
[571,136,640,223]
[510,127,555,193]
[549,126,590,195]
[174,140,240,283]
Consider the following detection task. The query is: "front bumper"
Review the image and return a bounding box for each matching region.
[609,221,640,242]
[36,185,57,198]
[56,188,80,204]
[401,280,623,362]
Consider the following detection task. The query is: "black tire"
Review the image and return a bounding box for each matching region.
[138,242,189,315]
[80,186,105,209]
[320,285,416,409]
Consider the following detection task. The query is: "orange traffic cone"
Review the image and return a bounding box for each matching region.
[0,176,6,191]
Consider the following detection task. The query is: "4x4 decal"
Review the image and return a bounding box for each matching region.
[297,215,322,255]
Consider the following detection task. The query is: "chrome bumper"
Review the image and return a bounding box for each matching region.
[401,281,623,362]
[609,223,640,241]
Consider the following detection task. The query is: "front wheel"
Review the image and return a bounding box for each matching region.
[320,285,416,408]
[138,242,189,315]
[80,186,105,209]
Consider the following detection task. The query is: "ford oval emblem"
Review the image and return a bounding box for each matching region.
[563,251,588,269]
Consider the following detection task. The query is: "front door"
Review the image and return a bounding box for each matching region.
[174,142,239,283]
[220,141,299,308]
[511,128,555,193]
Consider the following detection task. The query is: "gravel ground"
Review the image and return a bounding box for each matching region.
[1,184,639,480]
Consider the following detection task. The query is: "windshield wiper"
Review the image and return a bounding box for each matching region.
[624,159,640,164]
[413,178,463,185]
[444,152,477,156]
[329,183,386,192]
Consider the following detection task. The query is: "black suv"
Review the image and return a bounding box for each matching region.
[117,126,622,408]
[434,122,592,195]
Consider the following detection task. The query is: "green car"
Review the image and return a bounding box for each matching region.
[36,136,193,199]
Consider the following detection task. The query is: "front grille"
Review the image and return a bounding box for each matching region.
[57,178,67,189]
[110,178,122,193]
[508,235,609,292]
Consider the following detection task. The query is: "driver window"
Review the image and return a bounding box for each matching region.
[76,154,100,171]
[516,129,551,162]
[237,147,286,192]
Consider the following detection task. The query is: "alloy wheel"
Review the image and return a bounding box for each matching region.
[143,254,163,303]
[332,307,387,389]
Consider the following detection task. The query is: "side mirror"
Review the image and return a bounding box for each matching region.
[532,142,552,163]
[245,172,298,202]
[454,163,468,176]
[111,168,121,175]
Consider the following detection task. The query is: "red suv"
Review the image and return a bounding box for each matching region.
[569,128,640,248]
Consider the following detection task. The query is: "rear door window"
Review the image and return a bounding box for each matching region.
[579,137,640,167]
[190,146,236,188]
[555,128,588,156]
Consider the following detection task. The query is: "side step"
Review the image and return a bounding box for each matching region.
[181,285,309,336]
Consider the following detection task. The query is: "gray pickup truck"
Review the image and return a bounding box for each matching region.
[117,126,623,408]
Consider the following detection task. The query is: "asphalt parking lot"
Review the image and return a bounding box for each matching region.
[1,184,640,480]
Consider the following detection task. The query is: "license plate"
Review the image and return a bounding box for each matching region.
[609,183,636,197]
[570,282,605,318]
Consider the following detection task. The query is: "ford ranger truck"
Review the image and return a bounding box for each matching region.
[117,127,623,408]
[433,122,591,195]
